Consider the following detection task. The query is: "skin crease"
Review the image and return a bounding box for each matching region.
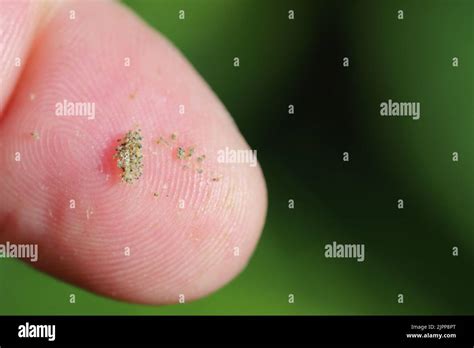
[0,0,267,304]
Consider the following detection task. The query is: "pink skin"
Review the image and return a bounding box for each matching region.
[0,0,267,304]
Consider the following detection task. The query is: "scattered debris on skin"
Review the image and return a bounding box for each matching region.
[177,146,196,160]
[177,146,186,160]
[195,154,206,174]
[187,147,194,158]
[114,128,144,184]
[154,133,216,176]
[156,136,170,146]
[30,131,40,140]
[128,89,137,100]
[86,207,93,220]
[153,192,160,198]
[211,174,223,182]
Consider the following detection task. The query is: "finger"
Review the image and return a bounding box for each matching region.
[0,0,267,304]
[0,0,58,114]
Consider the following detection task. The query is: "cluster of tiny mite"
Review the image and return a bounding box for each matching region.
[114,129,210,184]
[114,129,144,183]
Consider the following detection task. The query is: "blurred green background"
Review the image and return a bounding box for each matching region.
[0,0,472,315]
